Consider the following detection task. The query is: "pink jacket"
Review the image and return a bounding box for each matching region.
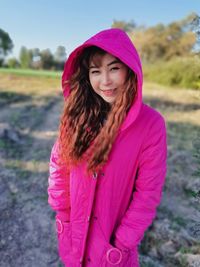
[48,28,167,267]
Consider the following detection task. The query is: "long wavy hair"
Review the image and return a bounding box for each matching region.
[59,46,137,176]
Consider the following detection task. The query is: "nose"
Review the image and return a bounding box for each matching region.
[101,72,112,86]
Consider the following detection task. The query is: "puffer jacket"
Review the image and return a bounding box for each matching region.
[48,28,167,267]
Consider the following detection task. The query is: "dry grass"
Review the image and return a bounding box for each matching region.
[0,73,200,266]
[0,73,61,97]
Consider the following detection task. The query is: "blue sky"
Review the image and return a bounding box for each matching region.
[1,0,199,59]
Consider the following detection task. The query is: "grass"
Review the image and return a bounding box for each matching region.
[183,188,200,199]
[8,101,53,130]
[158,204,188,229]
[179,245,200,255]
[140,262,156,267]
[0,72,61,97]
[0,68,62,78]
[4,159,48,179]
[0,138,24,158]
[0,91,31,103]
[1,72,200,267]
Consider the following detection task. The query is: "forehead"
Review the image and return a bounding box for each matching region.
[89,52,120,67]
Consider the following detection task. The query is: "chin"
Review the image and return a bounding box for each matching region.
[104,98,115,104]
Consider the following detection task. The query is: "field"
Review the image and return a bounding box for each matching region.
[0,69,200,267]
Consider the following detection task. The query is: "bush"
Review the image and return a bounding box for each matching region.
[143,56,200,89]
[7,57,20,68]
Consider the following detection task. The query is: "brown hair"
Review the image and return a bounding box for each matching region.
[59,46,137,175]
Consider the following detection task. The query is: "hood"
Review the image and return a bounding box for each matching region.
[62,28,143,132]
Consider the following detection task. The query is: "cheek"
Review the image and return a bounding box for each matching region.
[89,76,98,90]
[114,75,125,85]
[119,71,128,85]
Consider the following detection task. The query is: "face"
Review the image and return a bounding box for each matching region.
[89,53,128,104]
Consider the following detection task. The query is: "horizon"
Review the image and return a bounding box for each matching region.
[1,0,200,59]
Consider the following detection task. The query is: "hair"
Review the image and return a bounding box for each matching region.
[58,46,137,176]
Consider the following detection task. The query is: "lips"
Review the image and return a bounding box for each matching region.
[100,89,117,96]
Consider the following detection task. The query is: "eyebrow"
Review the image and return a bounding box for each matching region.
[89,59,121,69]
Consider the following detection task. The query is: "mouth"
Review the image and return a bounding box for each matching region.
[100,89,117,96]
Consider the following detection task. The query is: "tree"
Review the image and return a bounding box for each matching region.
[40,49,54,69]
[30,48,41,69]
[54,46,66,62]
[19,46,32,68]
[111,19,136,33]
[129,13,196,62]
[189,13,200,53]
[7,57,20,68]
[54,46,66,70]
[0,28,14,66]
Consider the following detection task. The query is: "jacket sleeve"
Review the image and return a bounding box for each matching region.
[114,115,167,250]
[47,139,71,221]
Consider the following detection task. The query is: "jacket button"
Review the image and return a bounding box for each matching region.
[87,215,90,222]
[92,172,98,179]
[80,257,83,263]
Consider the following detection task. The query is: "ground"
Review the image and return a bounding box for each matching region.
[0,73,200,267]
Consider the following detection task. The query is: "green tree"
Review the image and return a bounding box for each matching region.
[129,13,196,62]
[7,57,20,68]
[40,49,54,69]
[19,46,32,68]
[0,28,13,66]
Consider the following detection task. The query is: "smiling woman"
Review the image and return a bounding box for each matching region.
[47,28,167,267]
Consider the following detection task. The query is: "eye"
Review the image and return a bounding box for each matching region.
[110,66,120,71]
[90,70,100,74]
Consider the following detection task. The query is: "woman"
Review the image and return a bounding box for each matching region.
[48,28,167,267]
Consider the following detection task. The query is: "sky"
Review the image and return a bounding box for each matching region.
[0,0,200,59]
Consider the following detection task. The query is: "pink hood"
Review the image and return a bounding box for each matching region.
[61,28,143,132]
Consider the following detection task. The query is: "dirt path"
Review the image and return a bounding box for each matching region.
[0,96,64,267]
[0,81,200,267]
